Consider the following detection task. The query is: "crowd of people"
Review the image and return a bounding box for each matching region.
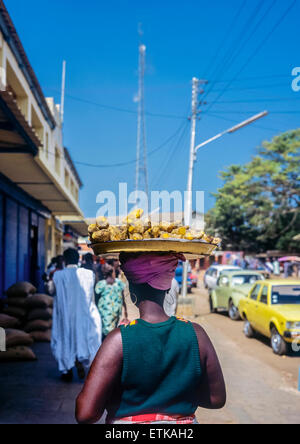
[45,250,181,381]
[218,255,300,278]
[43,251,129,382]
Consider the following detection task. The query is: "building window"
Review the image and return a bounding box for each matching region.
[55,148,61,176]
[6,61,28,120]
[70,179,74,197]
[31,105,44,144]
[64,169,70,188]
[45,133,49,158]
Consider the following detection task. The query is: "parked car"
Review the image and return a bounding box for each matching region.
[175,264,193,293]
[204,265,242,291]
[209,271,264,320]
[239,280,300,355]
[190,272,198,289]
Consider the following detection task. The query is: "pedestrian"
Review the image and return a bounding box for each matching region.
[82,253,97,274]
[51,248,102,382]
[272,258,280,277]
[95,257,105,283]
[284,261,290,278]
[95,263,128,341]
[107,258,121,278]
[76,253,226,425]
[50,255,65,277]
[265,258,274,275]
[164,278,179,317]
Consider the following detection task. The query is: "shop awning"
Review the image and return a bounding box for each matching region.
[59,216,89,237]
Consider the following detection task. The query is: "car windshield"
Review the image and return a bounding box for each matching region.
[232,275,262,286]
[271,286,300,305]
[220,268,240,276]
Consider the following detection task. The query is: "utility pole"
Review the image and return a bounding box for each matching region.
[60,60,66,126]
[182,77,207,298]
[135,36,149,200]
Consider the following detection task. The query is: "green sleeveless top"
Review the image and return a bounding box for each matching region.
[115,316,202,418]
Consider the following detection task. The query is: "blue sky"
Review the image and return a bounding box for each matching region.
[6,0,300,217]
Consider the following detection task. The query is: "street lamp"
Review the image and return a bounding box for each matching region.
[181,110,269,298]
[194,111,269,152]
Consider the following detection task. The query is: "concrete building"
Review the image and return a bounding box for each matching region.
[0,1,87,294]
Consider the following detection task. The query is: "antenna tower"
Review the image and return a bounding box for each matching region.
[135,29,149,198]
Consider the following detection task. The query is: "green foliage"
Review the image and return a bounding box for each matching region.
[205,129,300,253]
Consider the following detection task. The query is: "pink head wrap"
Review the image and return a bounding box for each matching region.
[120,253,186,291]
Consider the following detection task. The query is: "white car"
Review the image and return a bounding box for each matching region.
[204,265,242,292]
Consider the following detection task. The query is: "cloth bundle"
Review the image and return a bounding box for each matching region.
[120,253,185,291]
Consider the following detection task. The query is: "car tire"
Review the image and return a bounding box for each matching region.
[228,301,240,321]
[243,320,255,338]
[271,328,288,356]
[209,295,217,314]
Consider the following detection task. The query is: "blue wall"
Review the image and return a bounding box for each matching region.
[4,198,18,290]
[0,175,48,297]
[0,194,4,295]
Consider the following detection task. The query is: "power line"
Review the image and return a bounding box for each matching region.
[151,121,189,189]
[205,110,300,115]
[201,0,267,104]
[206,0,297,113]
[212,74,291,85]
[46,88,187,121]
[211,82,289,93]
[205,112,283,133]
[202,0,248,80]
[44,120,187,169]
[211,96,300,104]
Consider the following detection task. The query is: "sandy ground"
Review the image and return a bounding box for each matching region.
[0,281,299,424]
[125,282,300,424]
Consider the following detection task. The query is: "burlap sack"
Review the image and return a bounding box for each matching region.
[6,282,36,299]
[30,329,52,343]
[5,329,34,347]
[0,314,20,329]
[26,294,54,309]
[0,346,37,362]
[4,298,28,308]
[3,306,27,319]
[27,308,52,322]
[24,319,52,333]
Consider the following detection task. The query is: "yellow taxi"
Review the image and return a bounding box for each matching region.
[239,280,300,355]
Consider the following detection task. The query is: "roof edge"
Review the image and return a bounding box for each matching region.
[0,0,57,129]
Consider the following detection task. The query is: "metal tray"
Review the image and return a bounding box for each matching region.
[90,238,218,257]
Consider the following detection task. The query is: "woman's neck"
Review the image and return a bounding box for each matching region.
[138,300,169,323]
[106,277,115,285]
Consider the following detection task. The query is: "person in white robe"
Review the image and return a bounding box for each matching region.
[51,248,102,381]
[163,278,180,317]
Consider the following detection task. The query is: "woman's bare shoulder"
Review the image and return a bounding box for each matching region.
[94,328,123,367]
[191,322,214,352]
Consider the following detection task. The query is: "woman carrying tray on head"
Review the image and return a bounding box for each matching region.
[76,252,226,424]
[95,263,128,341]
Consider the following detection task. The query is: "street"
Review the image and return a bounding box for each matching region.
[127,282,300,424]
[194,284,300,424]
[0,281,299,425]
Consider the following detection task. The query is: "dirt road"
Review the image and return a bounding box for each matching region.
[125,283,300,424]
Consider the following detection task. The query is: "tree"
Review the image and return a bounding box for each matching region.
[205,129,300,253]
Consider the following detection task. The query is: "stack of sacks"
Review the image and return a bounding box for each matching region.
[0,313,21,330]
[2,282,37,325]
[0,329,37,362]
[0,282,38,362]
[24,294,53,343]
